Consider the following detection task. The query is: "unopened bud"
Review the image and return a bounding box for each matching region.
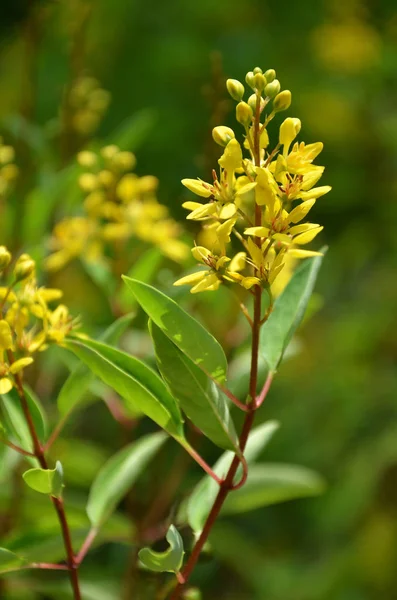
[253,67,263,75]
[77,151,97,168]
[245,71,255,89]
[236,102,253,127]
[226,79,245,101]
[265,79,281,98]
[212,126,235,147]
[0,246,11,270]
[254,73,266,91]
[273,90,292,113]
[14,255,35,282]
[264,69,276,83]
[247,94,265,112]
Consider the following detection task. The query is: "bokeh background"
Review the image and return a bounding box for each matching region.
[0,0,397,599]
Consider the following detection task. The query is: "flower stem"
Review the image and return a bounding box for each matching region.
[169,88,274,600]
[7,350,82,600]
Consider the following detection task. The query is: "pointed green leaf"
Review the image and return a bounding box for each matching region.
[149,321,238,452]
[186,421,279,533]
[139,525,184,573]
[87,431,166,527]
[122,277,227,383]
[63,338,185,440]
[0,548,26,573]
[223,463,326,514]
[23,461,64,498]
[260,250,326,372]
[58,313,134,416]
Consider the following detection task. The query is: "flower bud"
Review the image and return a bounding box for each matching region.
[100,145,119,160]
[279,117,301,149]
[0,320,13,350]
[226,79,245,101]
[264,69,276,83]
[212,126,235,147]
[0,246,11,270]
[254,72,266,91]
[265,79,281,98]
[273,90,292,113]
[247,94,266,112]
[14,255,35,282]
[253,67,263,75]
[0,146,15,165]
[236,102,253,127]
[77,151,97,168]
[245,71,255,89]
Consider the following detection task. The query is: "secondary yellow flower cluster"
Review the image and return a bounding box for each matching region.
[0,139,18,198]
[64,76,111,137]
[175,67,331,294]
[0,247,75,395]
[45,145,188,271]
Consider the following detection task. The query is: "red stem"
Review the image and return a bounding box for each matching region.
[182,442,223,485]
[7,351,82,600]
[169,89,274,599]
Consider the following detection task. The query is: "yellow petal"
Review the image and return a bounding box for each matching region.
[235,182,257,196]
[186,203,217,220]
[241,276,260,289]
[299,186,331,200]
[288,223,320,236]
[287,200,316,224]
[182,179,212,198]
[245,226,270,237]
[293,226,323,245]
[288,249,323,258]
[174,271,207,287]
[191,246,211,263]
[191,273,221,293]
[0,377,13,394]
[229,251,246,272]
[219,203,237,219]
[9,357,34,374]
[218,139,243,172]
[182,201,203,210]
[0,320,13,350]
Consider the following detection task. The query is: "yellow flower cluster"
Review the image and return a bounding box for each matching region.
[175,67,331,295]
[45,145,188,271]
[64,76,111,136]
[0,138,18,198]
[0,247,75,394]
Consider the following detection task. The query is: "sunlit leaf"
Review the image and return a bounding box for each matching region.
[150,321,238,451]
[259,251,326,373]
[122,277,228,383]
[0,548,26,573]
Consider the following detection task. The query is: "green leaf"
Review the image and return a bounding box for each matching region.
[222,463,326,514]
[63,338,185,440]
[57,313,134,416]
[117,247,163,313]
[87,431,166,527]
[1,386,47,453]
[122,277,227,383]
[139,525,184,573]
[0,548,26,573]
[186,421,279,533]
[260,251,326,372]
[23,461,64,498]
[149,321,238,452]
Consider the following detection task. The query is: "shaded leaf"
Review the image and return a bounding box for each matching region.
[117,247,163,313]
[109,109,157,151]
[139,525,184,573]
[260,251,325,372]
[63,338,185,440]
[186,421,279,533]
[223,463,326,514]
[1,386,46,453]
[0,548,26,573]
[57,313,134,416]
[122,277,227,383]
[150,321,238,452]
[87,431,166,527]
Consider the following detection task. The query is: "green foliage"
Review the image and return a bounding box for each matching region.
[0,387,46,454]
[23,461,64,498]
[139,525,184,573]
[149,321,238,452]
[64,337,185,440]
[260,251,326,373]
[0,548,26,574]
[86,431,166,526]
[122,277,228,383]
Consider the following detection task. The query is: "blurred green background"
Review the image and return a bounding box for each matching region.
[1,0,397,599]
